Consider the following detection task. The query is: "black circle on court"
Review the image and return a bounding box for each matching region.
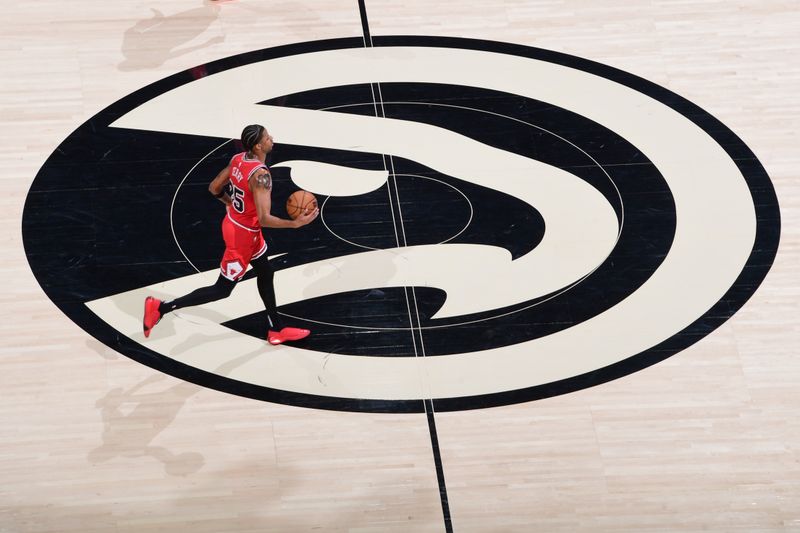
[22,36,780,412]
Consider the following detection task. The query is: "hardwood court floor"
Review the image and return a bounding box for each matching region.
[2,1,799,531]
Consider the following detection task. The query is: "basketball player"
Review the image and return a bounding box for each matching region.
[143,124,319,345]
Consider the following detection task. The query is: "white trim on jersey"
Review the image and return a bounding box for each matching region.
[226,212,260,232]
[219,243,267,281]
[252,240,268,261]
[246,163,268,181]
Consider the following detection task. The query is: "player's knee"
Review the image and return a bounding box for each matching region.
[252,256,274,278]
[213,275,237,298]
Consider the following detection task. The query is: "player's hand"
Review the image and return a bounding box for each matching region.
[294,206,319,227]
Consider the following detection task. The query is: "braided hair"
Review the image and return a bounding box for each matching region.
[241,124,265,154]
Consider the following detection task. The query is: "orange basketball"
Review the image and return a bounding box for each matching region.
[286,190,317,219]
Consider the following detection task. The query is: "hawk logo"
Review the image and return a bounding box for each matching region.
[23,37,780,412]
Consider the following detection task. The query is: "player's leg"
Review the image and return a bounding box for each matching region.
[143,216,244,338]
[250,253,282,331]
[160,275,236,315]
[143,275,236,337]
[250,249,310,345]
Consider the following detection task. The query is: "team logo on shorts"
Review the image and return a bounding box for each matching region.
[23,37,780,412]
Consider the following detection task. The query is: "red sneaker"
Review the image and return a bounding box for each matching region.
[143,296,162,338]
[267,327,311,345]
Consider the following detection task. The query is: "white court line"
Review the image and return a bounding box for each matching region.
[170,138,233,274]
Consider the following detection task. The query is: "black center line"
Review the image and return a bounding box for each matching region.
[356,2,453,531]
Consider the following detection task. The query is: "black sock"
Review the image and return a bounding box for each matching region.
[252,255,284,331]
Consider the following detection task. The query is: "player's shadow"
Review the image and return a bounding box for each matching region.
[299,250,401,301]
[118,1,224,71]
[87,344,262,476]
[88,374,205,476]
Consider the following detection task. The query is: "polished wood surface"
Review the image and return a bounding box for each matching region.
[2,1,798,531]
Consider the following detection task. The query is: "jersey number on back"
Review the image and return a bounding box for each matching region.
[230,185,245,213]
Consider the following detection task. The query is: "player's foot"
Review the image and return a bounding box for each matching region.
[267,327,311,345]
[143,296,162,338]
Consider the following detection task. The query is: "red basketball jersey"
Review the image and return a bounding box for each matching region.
[227,152,268,230]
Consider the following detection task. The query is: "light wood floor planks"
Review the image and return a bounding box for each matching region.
[2,1,799,531]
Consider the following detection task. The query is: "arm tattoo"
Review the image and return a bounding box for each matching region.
[253,170,272,190]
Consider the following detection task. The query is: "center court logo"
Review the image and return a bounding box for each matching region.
[22,37,780,412]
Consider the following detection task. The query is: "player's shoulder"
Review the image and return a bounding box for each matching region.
[250,166,272,190]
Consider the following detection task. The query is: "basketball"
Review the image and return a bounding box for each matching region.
[286,190,317,219]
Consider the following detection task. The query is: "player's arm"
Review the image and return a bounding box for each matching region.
[208,164,232,206]
[250,169,318,228]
